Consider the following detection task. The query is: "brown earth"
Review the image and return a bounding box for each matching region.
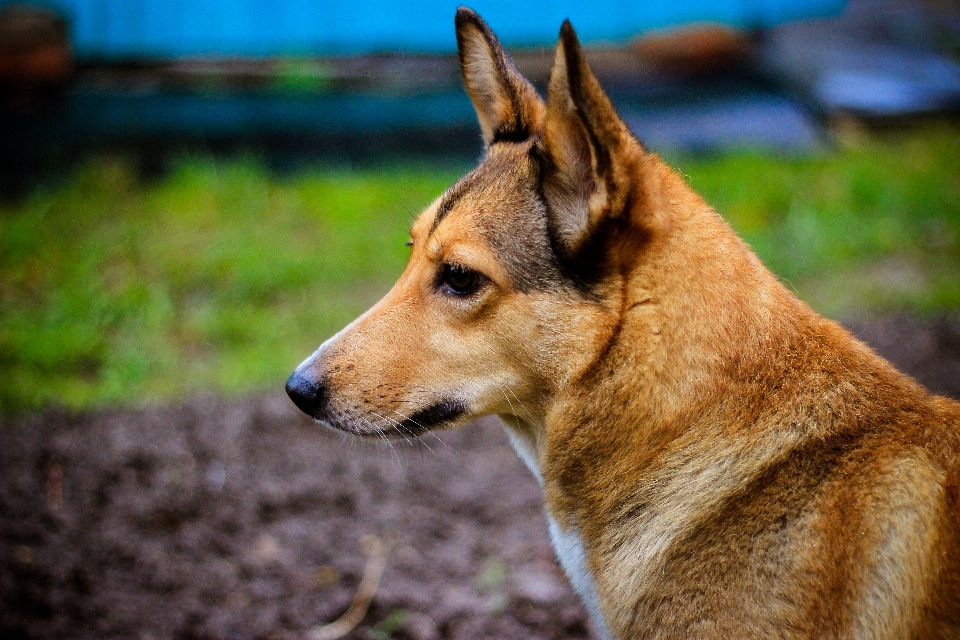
[2,314,959,640]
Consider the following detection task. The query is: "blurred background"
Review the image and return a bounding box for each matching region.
[1,0,959,638]
[1,0,959,412]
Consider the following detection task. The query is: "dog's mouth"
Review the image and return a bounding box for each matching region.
[312,398,468,440]
[397,399,468,433]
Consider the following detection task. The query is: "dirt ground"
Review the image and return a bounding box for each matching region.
[2,314,959,640]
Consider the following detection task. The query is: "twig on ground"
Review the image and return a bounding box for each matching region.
[308,533,396,640]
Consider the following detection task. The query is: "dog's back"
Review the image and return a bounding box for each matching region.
[536,154,960,638]
[631,337,960,638]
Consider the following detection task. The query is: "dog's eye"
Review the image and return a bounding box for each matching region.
[441,264,481,296]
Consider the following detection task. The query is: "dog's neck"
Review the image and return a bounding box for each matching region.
[505,159,805,484]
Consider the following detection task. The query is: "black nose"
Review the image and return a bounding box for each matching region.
[285,370,325,417]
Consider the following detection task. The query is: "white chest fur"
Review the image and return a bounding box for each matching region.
[547,516,614,640]
[501,420,613,640]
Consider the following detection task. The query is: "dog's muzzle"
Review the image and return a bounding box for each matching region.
[285,370,326,418]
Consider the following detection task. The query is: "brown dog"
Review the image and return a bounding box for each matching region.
[286,8,960,638]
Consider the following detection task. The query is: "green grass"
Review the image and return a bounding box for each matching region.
[1,124,958,414]
[0,158,464,413]
[675,126,960,315]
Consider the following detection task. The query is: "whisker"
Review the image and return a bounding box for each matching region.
[374,387,456,452]
[507,386,536,422]
[386,408,429,437]
[423,428,454,452]
[370,411,414,446]
[378,428,403,468]
[393,405,455,452]
[387,409,438,454]
[369,410,423,450]
[383,411,426,461]
[361,419,386,462]
[361,417,403,467]
[499,387,518,418]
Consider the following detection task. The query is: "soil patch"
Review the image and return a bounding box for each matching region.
[2,314,958,640]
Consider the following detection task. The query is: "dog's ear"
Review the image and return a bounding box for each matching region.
[539,20,648,263]
[455,7,545,146]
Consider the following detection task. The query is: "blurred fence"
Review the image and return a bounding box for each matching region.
[5,0,844,57]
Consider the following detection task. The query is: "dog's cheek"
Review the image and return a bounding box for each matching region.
[496,293,611,386]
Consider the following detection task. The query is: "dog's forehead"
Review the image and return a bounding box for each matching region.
[410,145,573,293]
[433,149,531,229]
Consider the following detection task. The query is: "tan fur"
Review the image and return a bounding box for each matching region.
[286,8,960,638]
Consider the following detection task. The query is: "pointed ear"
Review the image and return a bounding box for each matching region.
[539,20,647,263]
[455,7,545,146]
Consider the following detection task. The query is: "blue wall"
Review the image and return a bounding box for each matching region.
[6,0,845,58]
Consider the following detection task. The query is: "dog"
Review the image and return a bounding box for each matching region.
[286,7,960,638]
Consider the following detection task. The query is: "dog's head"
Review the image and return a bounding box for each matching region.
[286,8,668,439]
